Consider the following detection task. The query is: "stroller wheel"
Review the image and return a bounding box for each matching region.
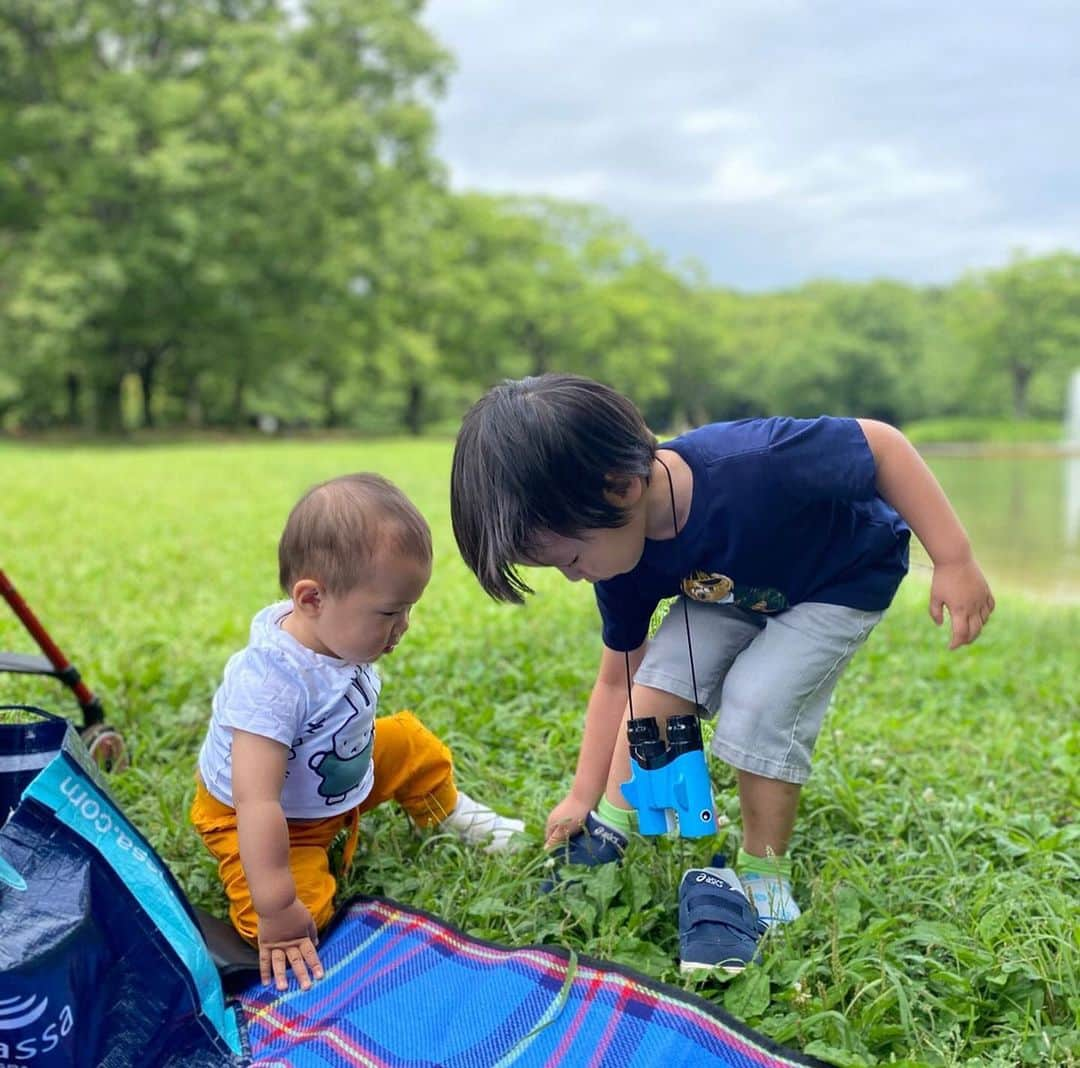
[80,722,130,773]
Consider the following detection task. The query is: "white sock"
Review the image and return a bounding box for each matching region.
[740,872,802,926]
[439,790,525,854]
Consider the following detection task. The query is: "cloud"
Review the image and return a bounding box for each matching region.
[680,109,756,136]
[423,0,1080,288]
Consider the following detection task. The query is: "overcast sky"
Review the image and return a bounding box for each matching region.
[422,1,1080,290]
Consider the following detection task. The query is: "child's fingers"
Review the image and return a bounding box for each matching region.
[543,825,565,850]
[272,948,290,991]
[544,820,576,849]
[259,947,272,987]
[301,939,324,981]
[948,611,965,648]
[949,590,997,648]
[929,594,944,626]
[286,946,312,991]
[949,610,976,649]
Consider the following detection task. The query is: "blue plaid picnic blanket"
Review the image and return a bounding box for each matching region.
[239,897,828,1068]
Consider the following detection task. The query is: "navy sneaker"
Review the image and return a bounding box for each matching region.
[540,811,628,893]
[678,859,767,974]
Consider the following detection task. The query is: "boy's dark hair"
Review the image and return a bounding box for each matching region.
[279,473,432,595]
[451,374,656,603]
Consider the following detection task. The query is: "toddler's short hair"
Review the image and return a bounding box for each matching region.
[451,373,655,603]
[279,473,432,595]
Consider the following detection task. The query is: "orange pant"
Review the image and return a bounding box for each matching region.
[190,710,458,942]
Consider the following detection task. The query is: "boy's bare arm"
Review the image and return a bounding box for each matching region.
[232,729,323,990]
[546,642,646,846]
[858,419,995,648]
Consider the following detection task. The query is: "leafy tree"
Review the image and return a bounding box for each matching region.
[721,290,820,417]
[952,252,1080,418]
[0,0,448,430]
[801,280,926,422]
[3,5,1078,435]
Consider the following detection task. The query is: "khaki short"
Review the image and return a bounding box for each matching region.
[634,599,882,784]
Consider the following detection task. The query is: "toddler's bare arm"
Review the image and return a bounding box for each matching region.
[545,642,646,846]
[858,419,995,648]
[233,729,323,990]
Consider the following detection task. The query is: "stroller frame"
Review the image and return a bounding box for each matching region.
[0,568,128,770]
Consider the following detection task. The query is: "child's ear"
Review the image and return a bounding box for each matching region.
[290,579,324,615]
[603,473,644,509]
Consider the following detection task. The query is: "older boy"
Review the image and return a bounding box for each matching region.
[450,374,993,972]
[192,473,523,991]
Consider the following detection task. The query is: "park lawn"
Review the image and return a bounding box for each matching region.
[1,438,1077,1068]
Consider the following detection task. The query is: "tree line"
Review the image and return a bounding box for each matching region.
[2,0,1078,436]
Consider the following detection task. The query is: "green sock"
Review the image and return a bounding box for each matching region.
[737,847,792,880]
[597,794,637,834]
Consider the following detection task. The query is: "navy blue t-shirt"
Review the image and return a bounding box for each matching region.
[594,417,910,651]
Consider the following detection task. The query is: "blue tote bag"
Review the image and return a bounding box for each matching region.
[0,706,245,1067]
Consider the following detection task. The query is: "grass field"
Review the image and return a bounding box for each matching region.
[1,439,1077,1067]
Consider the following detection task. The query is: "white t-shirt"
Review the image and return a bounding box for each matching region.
[198,601,380,819]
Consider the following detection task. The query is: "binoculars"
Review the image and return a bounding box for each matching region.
[620,714,715,838]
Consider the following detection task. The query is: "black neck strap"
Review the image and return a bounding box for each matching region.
[625,453,700,720]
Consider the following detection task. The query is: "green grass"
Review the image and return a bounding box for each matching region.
[1,439,1077,1067]
[902,418,1065,447]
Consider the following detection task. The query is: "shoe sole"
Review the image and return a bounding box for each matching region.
[678,960,746,975]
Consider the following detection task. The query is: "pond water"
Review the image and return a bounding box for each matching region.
[918,450,1080,602]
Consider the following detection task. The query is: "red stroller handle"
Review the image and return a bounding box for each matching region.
[0,568,102,725]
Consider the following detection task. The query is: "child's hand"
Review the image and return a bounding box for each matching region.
[257,898,324,992]
[545,793,592,849]
[929,557,995,649]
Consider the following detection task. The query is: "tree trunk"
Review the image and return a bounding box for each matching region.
[522,319,548,375]
[230,374,246,428]
[184,375,203,427]
[1011,363,1032,419]
[138,351,159,428]
[64,372,81,426]
[94,377,124,434]
[404,380,424,435]
[322,372,339,428]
